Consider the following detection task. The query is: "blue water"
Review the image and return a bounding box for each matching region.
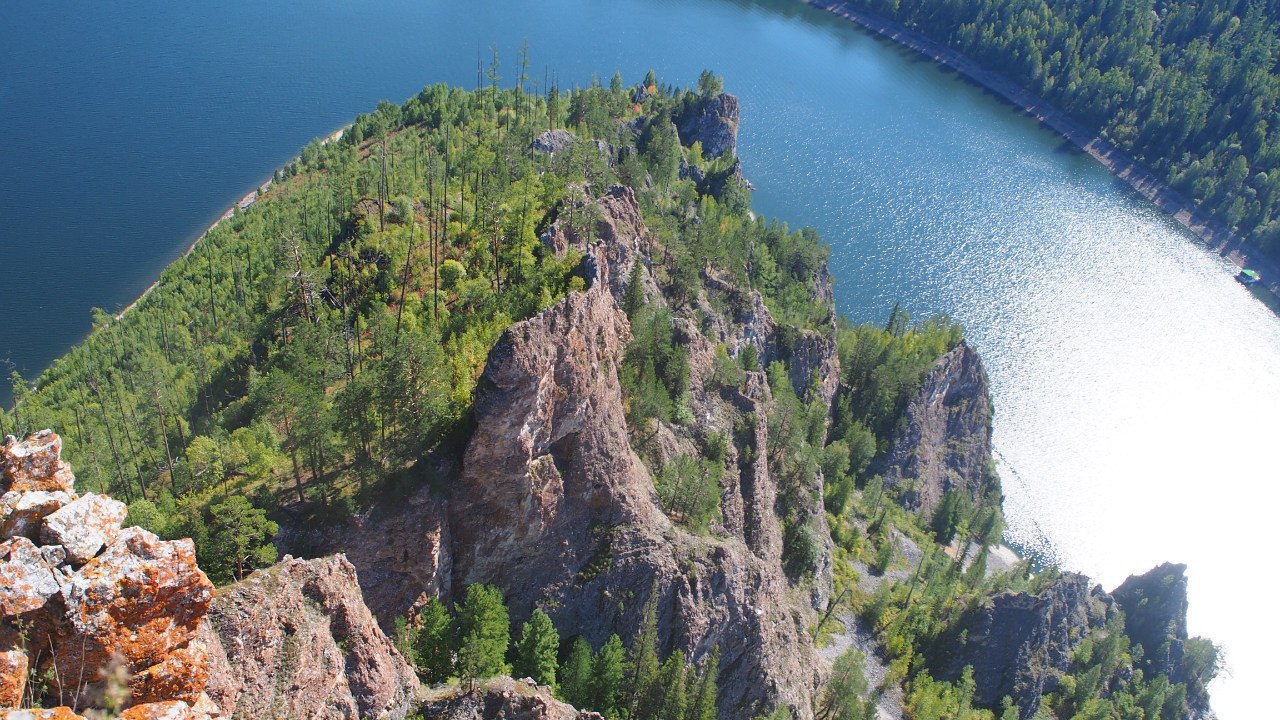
[2,1,1276,714]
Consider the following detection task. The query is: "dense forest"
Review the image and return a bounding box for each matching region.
[0,67,1217,718]
[841,0,1280,260]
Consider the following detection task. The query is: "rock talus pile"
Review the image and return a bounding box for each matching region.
[0,431,218,719]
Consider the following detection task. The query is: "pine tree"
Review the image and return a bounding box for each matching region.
[559,637,594,709]
[626,596,662,719]
[623,261,646,319]
[685,646,719,720]
[456,584,510,684]
[413,597,456,683]
[515,609,560,689]
[652,651,688,720]
[590,633,627,716]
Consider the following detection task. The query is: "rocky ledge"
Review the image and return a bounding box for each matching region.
[421,676,602,720]
[0,431,218,719]
[200,554,419,720]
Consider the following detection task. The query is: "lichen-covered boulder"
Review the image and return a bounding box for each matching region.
[1,490,73,540]
[1,431,75,494]
[129,641,210,705]
[40,493,126,565]
[56,527,213,690]
[0,536,60,616]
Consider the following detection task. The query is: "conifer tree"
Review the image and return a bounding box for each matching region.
[652,651,688,720]
[590,633,627,716]
[456,584,510,684]
[626,596,662,719]
[413,597,456,683]
[515,608,560,689]
[686,645,719,720]
[560,637,594,709]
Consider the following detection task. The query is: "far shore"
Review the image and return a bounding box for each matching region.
[808,0,1280,301]
[113,125,349,321]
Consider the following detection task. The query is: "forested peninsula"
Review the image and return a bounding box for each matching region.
[1,74,1217,720]
[813,0,1280,294]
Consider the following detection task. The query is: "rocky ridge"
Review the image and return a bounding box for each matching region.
[452,182,830,719]
[0,431,218,720]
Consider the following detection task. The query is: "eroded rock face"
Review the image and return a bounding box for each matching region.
[199,554,419,720]
[676,93,741,159]
[1112,562,1189,670]
[933,573,1113,720]
[0,431,218,719]
[450,239,823,719]
[876,341,998,514]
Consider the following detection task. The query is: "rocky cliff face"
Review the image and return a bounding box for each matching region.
[676,93,741,159]
[1112,563,1213,718]
[199,554,419,720]
[876,341,998,514]
[448,185,831,719]
[0,431,219,720]
[932,573,1114,720]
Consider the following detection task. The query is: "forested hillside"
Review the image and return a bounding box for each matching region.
[0,71,820,584]
[841,0,1280,259]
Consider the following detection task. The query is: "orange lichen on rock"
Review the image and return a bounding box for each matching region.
[58,528,212,673]
[0,536,60,616]
[0,647,28,708]
[1,431,75,494]
[0,431,219,719]
[129,642,210,705]
[0,708,87,720]
[119,701,195,720]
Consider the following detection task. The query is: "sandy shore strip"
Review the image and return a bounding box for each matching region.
[113,125,348,320]
[809,0,1280,299]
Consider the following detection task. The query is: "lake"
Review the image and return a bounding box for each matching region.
[1,0,1275,714]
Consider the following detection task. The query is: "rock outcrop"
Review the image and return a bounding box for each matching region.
[199,554,419,720]
[0,431,218,719]
[876,341,998,514]
[530,129,577,155]
[933,573,1114,720]
[1112,563,1213,718]
[676,93,741,159]
[422,676,602,720]
[450,196,826,719]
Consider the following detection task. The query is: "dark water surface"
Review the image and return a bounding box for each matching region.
[2,1,1274,713]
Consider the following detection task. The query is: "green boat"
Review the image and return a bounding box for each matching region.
[1238,268,1262,285]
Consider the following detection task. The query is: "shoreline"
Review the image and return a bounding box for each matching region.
[113,125,348,320]
[808,0,1280,301]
